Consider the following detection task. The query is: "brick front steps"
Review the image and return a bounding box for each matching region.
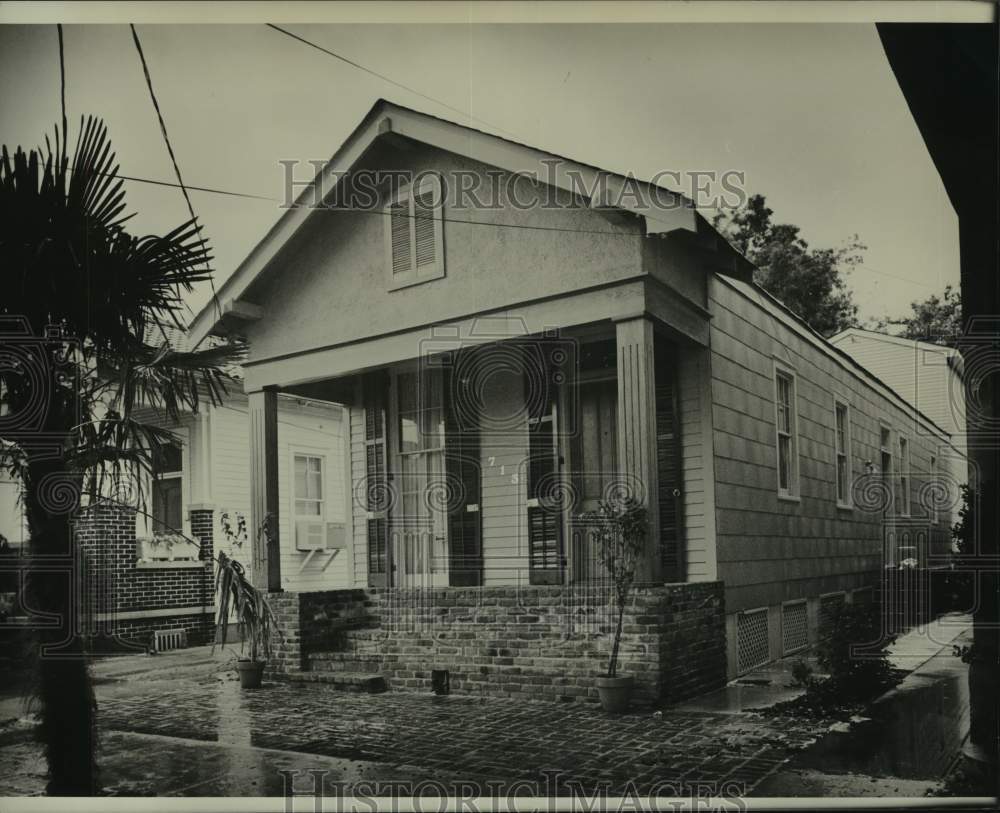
[283,669,387,693]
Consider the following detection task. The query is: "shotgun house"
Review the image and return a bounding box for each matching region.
[187,100,964,698]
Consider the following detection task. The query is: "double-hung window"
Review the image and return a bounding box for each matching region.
[774,368,799,498]
[384,173,445,290]
[835,400,851,508]
[929,455,938,524]
[293,454,326,550]
[294,455,325,519]
[879,425,893,509]
[151,442,184,535]
[898,436,910,516]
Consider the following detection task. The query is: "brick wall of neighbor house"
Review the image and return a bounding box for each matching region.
[75,502,215,646]
[708,275,963,677]
[270,582,725,706]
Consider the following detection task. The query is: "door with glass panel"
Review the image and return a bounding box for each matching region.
[394,367,449,587]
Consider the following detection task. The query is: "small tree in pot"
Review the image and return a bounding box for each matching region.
[214,550,279,689]
[588,495,648,712]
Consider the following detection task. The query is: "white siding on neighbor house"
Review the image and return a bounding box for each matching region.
[209,396,345,593]
[830,331,966,455]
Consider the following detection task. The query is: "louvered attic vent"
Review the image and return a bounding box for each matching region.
[385,174,445,289]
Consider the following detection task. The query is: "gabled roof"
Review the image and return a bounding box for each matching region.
[188,98,722,345]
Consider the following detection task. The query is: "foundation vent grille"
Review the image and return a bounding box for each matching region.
[736,608,769,674]
[781,601,808,655]
[151,628,188,653]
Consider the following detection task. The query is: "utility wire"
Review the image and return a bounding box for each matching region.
[56,24,67,148]
[265,24,520,140]
[100,170,273,201]
[98,166,946,290]
[130,24,222,326]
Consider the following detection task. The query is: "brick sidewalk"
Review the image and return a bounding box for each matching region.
[83,670,831,796]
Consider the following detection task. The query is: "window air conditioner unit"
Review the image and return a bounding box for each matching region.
[295,520,347,552]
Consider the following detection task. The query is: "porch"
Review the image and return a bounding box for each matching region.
[245,310,716,594]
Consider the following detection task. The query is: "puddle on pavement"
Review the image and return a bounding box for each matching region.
[788,665,970,780]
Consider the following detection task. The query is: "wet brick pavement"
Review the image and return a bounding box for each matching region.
[87,670,833,796]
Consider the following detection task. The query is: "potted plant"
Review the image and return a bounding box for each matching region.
[214,550,279,689]
[588,495,648,713]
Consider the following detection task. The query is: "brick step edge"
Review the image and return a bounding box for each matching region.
[280,669,387,693]
[308,656,384,675]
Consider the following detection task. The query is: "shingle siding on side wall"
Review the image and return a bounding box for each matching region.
[709,276,958,615]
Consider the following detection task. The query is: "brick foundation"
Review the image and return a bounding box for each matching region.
[270,581,726,706]
[74,502,215,647]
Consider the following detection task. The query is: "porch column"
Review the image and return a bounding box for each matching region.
[615,317,662,584]
[248,388,281,592]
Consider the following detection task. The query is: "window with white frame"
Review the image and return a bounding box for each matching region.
[930,454,938,523]
[151,442,184,535]
[898,436,910,516]
[384,174,445,290]
[294,454,325,519]
[835,400,851,507]
[774,368,799,498]
[879,425,893,511]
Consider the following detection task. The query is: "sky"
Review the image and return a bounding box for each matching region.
[0,22,959,325]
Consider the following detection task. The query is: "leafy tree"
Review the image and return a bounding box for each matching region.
[714,194,864,337]
[588,496,647,678]
[0,118,244,794]
[870,284,962,346]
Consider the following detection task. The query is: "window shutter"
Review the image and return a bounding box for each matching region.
[389,199,412,275]
[526,357,563,585]
[363,372,390,586]
[385,175,444,287]
[655,335,684,582]
[413,186,437,271]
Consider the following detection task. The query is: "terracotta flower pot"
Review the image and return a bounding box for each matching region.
[596,674,634,713]
[236,659,266,689]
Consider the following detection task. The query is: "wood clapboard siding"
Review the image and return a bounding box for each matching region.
[350,404,369,587]
[830,331,966,456]
[709,275,961,613]
[211,397,346,593]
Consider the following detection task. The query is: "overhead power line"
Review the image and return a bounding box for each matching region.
[265,23,520,140]
[56,24,67,145]
[130,23,222,324]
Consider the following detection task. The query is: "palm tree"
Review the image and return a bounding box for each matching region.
[0,116,245,794]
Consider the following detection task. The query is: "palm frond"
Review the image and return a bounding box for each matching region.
[214,552,279,662]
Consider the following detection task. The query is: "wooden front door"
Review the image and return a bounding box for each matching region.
[570,376,618,582]
[393,368,449,587]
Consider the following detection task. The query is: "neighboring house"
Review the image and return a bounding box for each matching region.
[188,100,966,692]
[830,327,968,499]
[0,368,346,648]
